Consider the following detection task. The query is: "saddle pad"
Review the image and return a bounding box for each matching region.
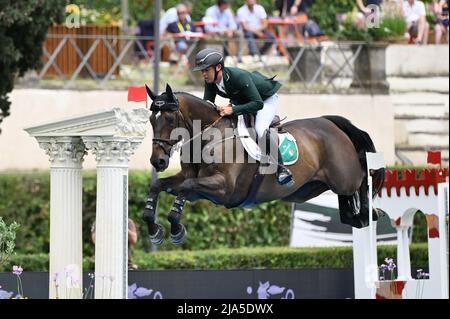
[237,115,299,166]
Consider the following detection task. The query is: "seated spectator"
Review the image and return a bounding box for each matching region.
[91,218,139,270]
[275,0,314,17]
[204,0,239,56]
[403,0,429,44]
[237,0,276,57]
[204,0,238,36]
[429,0,449,43]
[165,4,199,54]
[160,1,193,34]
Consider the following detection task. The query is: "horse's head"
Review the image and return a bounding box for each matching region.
[147,84,182,172]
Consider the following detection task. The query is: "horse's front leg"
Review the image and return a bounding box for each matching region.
[143,172,187,245]
[167,174,228,245]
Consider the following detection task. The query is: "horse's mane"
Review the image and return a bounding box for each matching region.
[175,92,218,112]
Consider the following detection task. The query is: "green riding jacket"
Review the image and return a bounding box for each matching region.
[203,67,282,116]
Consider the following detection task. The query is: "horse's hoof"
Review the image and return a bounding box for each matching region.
[170,224,187,246]
[149,224,165,245]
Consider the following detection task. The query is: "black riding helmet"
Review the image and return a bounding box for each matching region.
[192,48,224,72]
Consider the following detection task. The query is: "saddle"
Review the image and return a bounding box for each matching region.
[242,114,285,133]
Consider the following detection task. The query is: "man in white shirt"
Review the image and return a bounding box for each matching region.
[204,0,238,35]
[204,0,239,57]
[160,1,193,34]
[403,0,429,44]
[237,0,276,56]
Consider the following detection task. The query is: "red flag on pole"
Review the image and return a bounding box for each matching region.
[127,86,148,108]
[427,151,441,165]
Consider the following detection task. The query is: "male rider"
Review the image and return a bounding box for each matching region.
[192,48,294,186]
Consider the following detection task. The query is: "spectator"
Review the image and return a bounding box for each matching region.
[166,4,198,54]
[237,0,276,58]
[357,0,383,15]
[204,0,239,56]
[275,0,314,17]
[160,1,193,34]
[204,0,238,36]
[403,0,429,44]
[430,0,449,43]
[91,218,139,270]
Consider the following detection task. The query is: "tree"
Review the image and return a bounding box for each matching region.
[0,1,65,133]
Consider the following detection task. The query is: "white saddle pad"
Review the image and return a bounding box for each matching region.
[237,115,299,165]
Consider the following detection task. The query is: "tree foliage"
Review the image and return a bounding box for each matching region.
[0,0,65,133]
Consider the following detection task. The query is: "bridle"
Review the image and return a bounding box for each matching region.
[151,95,224,157]
[151,97,185,156]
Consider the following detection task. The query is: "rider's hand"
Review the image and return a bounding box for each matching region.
[219,104,234,116]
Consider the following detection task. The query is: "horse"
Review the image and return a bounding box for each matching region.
[143,84,385,245]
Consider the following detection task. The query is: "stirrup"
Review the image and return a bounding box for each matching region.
[277,168,294,186]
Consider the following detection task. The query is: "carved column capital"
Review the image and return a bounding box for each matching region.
[83,137,142,167]
[37,137,86,168]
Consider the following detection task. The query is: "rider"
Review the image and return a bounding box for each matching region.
[192,47,294,186]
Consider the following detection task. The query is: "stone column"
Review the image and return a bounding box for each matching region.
[37,137,86,299]
[84,137,142,299]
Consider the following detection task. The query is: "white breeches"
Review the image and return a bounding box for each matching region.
[255,94,279,138]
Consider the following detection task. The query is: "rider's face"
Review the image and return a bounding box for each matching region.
[201,65,220,84]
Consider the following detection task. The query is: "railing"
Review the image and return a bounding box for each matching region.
[32,31,369,92]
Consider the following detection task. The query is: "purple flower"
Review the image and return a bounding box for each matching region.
[53,272,61,281]
[12,265,23,276]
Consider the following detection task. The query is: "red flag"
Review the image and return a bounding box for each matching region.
[127,86,147,108]
[427,151,441,165]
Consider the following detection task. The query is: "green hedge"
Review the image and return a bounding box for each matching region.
[0,244,429,272]
[0,171,291,256]
[0,169,431,257]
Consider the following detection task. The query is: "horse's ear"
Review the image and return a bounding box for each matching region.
[165,84,175,101]
[145,84,157,101]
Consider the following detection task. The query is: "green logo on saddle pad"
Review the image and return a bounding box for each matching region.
[278,133,299,166]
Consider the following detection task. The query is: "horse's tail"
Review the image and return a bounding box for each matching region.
[323,115,385,228]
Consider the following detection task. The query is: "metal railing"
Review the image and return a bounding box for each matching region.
[32,32,368,92]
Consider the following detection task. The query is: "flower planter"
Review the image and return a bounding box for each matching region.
[350,42,390,94]
[42,24,120,78]
[286,45,323,83]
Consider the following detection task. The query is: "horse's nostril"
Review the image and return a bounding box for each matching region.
[159,158,166,167]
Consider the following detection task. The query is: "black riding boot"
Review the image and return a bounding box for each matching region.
[263,129,294,186]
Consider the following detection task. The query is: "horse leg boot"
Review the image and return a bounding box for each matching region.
[167,196,187,245]
[262,129,294,186]
[143,172,190,245]
[143,193,166,245]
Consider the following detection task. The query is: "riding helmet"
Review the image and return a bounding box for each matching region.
[192,48,224,72]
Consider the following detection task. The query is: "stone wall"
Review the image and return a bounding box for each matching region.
[0,89,395,171]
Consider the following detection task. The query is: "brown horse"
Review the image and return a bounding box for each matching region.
[143,84,385,245]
